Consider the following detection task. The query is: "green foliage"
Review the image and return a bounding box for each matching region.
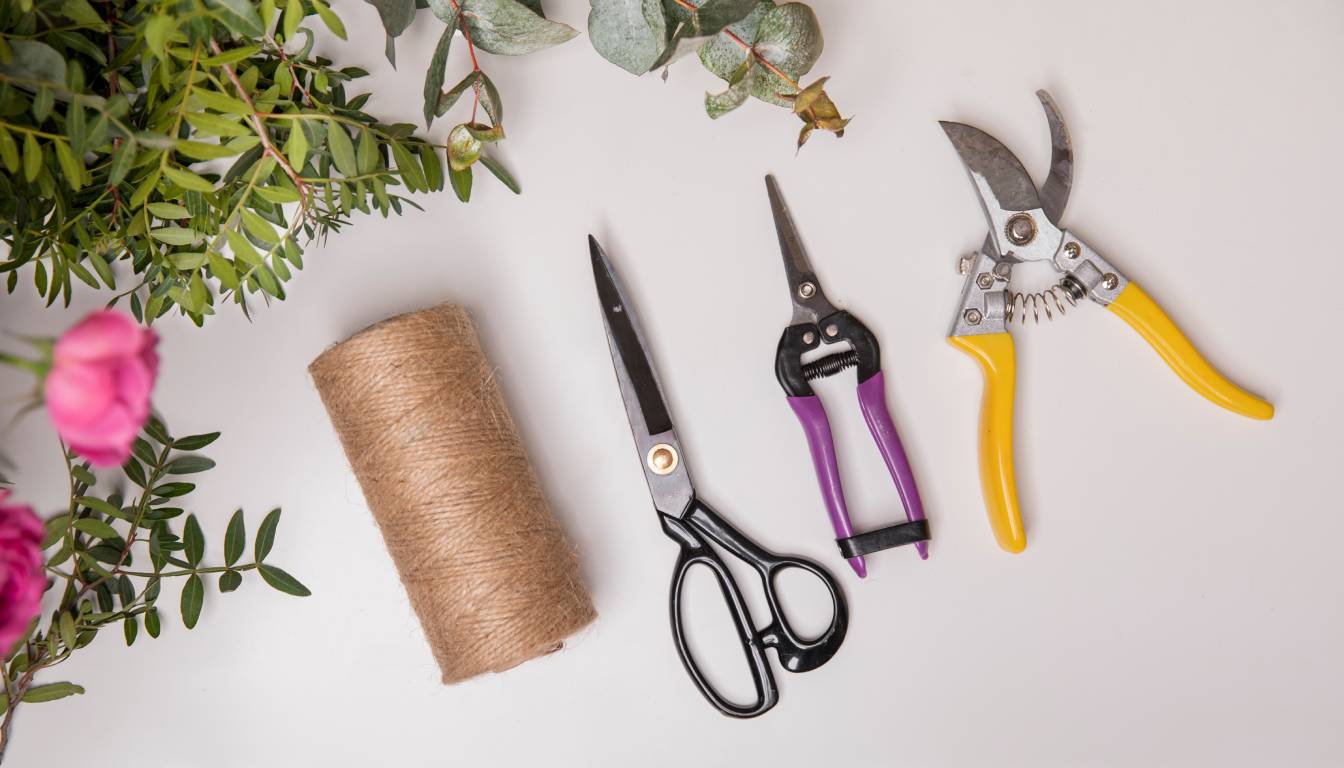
[0,0,458,324]
[368,0,575,201]
[588,0,849,148]
[1,415,306,729]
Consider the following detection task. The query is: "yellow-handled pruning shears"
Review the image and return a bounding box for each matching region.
[941,91,1274,554]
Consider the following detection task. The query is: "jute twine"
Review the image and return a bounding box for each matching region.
[309,304,596,684]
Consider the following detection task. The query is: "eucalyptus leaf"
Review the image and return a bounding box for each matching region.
[365,0,417,37]
[423,24,455,126]
[0,40,67,85]
[22,683,85,703]
[258,564,311,596]
[224,508,245,566]
[461,0,577,56]
[588,0,668,74]
[254,507,282,561]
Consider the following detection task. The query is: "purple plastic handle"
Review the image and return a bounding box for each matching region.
[786,396,867,578]
[856,372,928,560]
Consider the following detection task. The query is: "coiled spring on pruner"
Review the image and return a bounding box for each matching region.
[803,351,859,381]
[1006,279,1085,324]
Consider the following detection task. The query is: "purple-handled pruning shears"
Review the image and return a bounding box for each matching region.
[767,175,930,578]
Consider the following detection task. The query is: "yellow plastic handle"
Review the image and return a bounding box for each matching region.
[1107,283,1274,420]
[949,333,1026,554]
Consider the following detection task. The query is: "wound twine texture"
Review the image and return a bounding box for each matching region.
[309,304,595,684]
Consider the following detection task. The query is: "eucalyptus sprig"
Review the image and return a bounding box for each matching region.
[0,416,306,760]
[0,0,454,325]
[367,0,577,200]
[588,0,849,149]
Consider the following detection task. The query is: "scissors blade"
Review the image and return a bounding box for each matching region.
[765,175,838,325]
[589,235,694,515]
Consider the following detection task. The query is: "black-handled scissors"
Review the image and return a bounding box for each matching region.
[589,235,849,718]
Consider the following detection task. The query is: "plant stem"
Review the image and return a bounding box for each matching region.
[721,29,800,89]
[209,41,311,212]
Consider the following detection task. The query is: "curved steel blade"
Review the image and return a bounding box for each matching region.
[940,121,1044,215]
[589,235,694,515]
[1036,90,1073,225]
[765,175,839,325]
[972,92,1075,259]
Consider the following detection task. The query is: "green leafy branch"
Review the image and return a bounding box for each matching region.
[0,0,459,325]
[588,0,849,149]
[369,0,577,201]
[0,415,306,760]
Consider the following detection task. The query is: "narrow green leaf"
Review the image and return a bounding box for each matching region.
[107,139,136,186]
[180,574,204,628]
[183,514,204,566]
[164,455,215,474]
[283,0,303,40]
[0,127,19,173]
[172,432,221,450]
[224,509,245,566]
[58,612,76,649]
[448,163,472,202]
[22,132,42,182]
[327,125,357,176]
[123,615,138,645]
[311,0,346,39]
[150,227,201,245]
[355,129,377,174]
[240,208,277,244]
[193,89,252,115]
[218,569,242,592]
[72,518,118,539]
[163,165,215,193]
[22,682,85,703]
[145,607,161,637]
[258,564,310,596]
[147,202,191,219]
[254,507,281,561]
[75,496,123,519]
[206,0,265,38]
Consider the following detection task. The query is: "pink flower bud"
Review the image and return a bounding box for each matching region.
[43,311,159,467]
[0,489,44,655]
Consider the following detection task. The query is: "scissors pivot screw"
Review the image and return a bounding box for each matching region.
[1006,213,1037,245]
[647,444,679,475]
[1102,273,1119,290]
[1064,242,1081,259]
[993,261,1013,279]
[798,282,817,299]
[976,272,995,290]
[964,308,983,325]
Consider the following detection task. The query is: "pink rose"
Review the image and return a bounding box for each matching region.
[43,311,159,467]
[0,489,44,656]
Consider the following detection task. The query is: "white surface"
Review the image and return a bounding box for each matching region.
[3,0,1343,765]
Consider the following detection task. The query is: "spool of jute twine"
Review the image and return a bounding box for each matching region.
[309,304,596,684]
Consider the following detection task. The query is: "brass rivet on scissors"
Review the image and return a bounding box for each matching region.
[976,272,994,290]
[647,444,679,475]
[1102,273,1119,290]
[964,308,983,325]
[803,331,816,344]
[798,282,816,299]
[1005,213,1037,246]
[825,324,839,337]
[1064,242,1081,259]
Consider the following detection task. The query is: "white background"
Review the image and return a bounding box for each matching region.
[3,0,1343,765]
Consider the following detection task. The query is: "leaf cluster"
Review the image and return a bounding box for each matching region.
[588,0,849,149]
[368,0,577,201]
[1,415,306,726]
[0,0,459,325]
